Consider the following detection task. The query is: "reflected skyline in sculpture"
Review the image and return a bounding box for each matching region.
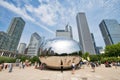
[41,38,81,56]
[39,38,81,69]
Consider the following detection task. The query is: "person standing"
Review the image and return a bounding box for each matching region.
[22,62,25,69]
[5,63,8,69]
[72,62,75,74]
[1,62,4,70]
[19,62,23,69]
[90,62,95,72]
[34,62,38,69]
[60,60,63,73]
[40,63,43,70]
[0,63,2,71]
[79,61,83,69]
[8,63,13,73]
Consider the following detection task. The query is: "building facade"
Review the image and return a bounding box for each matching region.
[27,32,42,57]
[76,12,96,54]
[0,31,11,50]
[56,25,73,39]
[7,17,25,51]
[96,46,104,54]
[18,43,26,54]
[99,19,120,45]
[91,33,98,54]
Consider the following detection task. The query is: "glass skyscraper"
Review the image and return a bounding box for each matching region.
[7,17,25,51]
[18,43,26,54]
[76,13,96,54]
[99,19,120,45]
[0,31,11,50]
[27,32,42,57]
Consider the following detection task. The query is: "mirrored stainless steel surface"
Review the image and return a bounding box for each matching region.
[39,38,81,69]
[41,38,81,56]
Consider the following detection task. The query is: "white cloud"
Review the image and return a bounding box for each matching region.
[0,0,119,47]
[0,0,55,34]
[25,2,57,26]
[0,0,35,22]
[25,4,34,12]
[39,0,50,3]
[36,5,56,25]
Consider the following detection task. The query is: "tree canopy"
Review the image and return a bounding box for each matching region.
[105,43,120,57]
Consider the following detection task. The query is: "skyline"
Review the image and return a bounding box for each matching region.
[0,0,120,48]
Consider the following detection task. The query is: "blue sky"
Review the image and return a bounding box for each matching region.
[0,0,120,48]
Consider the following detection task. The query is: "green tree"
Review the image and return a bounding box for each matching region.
[82,52,90,60]
[105,43,120,57]
[89,55,101,62]
[0,56,16,63]
[30,56,39,63]
[17,55,30,62]
[78,51,82,56]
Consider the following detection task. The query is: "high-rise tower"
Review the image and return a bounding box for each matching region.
[18,43,26,54]
[99,19,120,45]
[76,13,95,54]
[7,17,25,51]
[56,24,73,39]
[0,31,11,50]
[27,32,42,57]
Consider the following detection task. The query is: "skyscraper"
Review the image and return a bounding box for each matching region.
[27,32,42,57]
[18,43,26,54]
[91,33,99,54]
[7,17,25,51]
[76,13,95,54]
[0,31,11,50]
[99,19,120,45]
[56,24,73,39]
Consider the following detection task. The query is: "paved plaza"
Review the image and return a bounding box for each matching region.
[0,64,120,80]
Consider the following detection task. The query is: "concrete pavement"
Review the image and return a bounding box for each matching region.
[0,64,120,80]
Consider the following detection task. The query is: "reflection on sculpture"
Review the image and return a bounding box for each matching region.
[39,38,81,69]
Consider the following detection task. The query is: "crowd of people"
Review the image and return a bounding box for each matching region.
[0,62,13,72]
[0,60,34,73]
[0,60,120,75]
[65,60,120,74]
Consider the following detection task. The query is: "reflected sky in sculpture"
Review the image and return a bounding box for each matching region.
[40,38,81,69]
[42,38,80,54]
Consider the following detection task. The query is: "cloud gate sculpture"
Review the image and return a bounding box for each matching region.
[39,38,81,69]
